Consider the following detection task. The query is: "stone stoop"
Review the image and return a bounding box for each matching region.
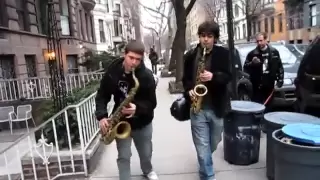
[15,134,105,180]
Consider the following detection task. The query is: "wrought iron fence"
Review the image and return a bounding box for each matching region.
[0,92,114,180]
[0,72,104,102]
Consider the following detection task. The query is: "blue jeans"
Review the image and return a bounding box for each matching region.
[116,123,153,180]
[190,109,223,180]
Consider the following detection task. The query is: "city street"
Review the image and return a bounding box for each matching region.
[89,77,268,180]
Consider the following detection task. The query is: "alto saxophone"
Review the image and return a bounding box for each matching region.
[191,47,208,114]
[101,68,140,145]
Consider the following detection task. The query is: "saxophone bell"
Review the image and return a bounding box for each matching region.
[193,84,208,97]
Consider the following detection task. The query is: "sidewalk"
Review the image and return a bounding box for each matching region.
[89,78,268,180]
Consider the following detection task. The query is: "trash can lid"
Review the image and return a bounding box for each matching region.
[282,123,320,146]
[231,100,265,113]
[264,112,320,125]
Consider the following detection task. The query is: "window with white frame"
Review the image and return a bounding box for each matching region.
[60,0,70,35]
[310,4,317,27]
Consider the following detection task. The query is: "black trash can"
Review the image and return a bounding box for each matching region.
[263,112,320,180]
[273,123,320,180]
[223,100,265,165]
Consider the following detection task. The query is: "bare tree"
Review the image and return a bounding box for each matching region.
[122,0,143,41]
[138,0,169,55]
[163,3,174,70]
[169,0,197,91]
[238,0,262,41]
[198,0,225,23]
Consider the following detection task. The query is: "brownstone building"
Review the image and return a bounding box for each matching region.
[0,0,97,79]
[251,0,287,42]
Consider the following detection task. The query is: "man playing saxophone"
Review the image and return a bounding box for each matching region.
[95,41,158,180]
[182,21,232,180]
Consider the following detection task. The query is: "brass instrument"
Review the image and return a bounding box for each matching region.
[191,47,208,113]
[101,68,140,145]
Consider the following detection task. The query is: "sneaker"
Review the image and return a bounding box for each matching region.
[145,171,159,180]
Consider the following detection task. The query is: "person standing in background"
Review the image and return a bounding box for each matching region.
[149,48,158,74]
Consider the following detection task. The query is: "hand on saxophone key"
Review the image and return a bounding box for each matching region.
[199,70,213,82]
[122,103,136,118]
[99,118,110,135]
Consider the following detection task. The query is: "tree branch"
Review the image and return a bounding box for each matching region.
[137,0,168,19]
[186,0,197,16]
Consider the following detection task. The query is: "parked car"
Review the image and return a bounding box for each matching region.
[232,42,300,107]
[144,54,159,86]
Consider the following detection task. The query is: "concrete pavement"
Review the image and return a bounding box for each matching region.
[89,77,268,180]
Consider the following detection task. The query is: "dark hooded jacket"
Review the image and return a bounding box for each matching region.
[95,58,157,130]
[182,44,232,118]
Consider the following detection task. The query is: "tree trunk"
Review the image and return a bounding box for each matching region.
[246,15,252,42]
[169,6,186,82]
[164,5,174,69]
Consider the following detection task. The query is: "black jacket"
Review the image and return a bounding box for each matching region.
[95,58,157,130]
[182,44,232,118]
[244,45,284,88]
[149,52,158,65]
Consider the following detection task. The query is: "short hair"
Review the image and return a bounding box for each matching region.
[256,32,268,40]
[197,20,220,39]
[125,40,145,55]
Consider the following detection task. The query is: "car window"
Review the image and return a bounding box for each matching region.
[238,44,297,66]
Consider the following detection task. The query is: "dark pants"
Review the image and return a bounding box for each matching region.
[252,85,274,108]
[152,64,157,74]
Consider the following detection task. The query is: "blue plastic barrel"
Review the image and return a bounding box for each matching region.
[264,112,320,180]
[273,123,320,180]
[223,100,265,165]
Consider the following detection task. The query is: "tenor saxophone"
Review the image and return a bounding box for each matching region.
[191,47,208,114]
[101,68,140,145]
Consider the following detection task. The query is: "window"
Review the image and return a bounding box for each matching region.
[235,5,239,17]
[99,19,106,43]
[264,18,268,32]
[310,4,317,27]
[85,13,90,40]
[16,0,30,31]
[115,4,121,15]
[242,23,246,38]
[252,21,256,35]
[66,55,79,74]
[90,16,95,42]
[60,0,70,35]
[37,0,48,35]
[114,19,119,36]
[0,55,16,79]
[278,13,283,32]
[119,24,123,34]
[0,1,8,27]
[257,21,261,32]
[270,17,274,33]
[78,10,83,39]
[25,55,37,77]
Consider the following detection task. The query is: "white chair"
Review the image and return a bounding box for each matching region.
[0,106,14,132]
[9,104,36,134]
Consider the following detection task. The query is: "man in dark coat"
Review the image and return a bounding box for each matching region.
[244,32,284,106]
[149,48,158,74]
[182,20,232,180]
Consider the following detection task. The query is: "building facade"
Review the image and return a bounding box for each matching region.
[185,0,208,47]
[0,0,97,79]
[93,0,114,53]
[285,0,320,43]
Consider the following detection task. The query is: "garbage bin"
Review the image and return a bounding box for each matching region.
[223,100,265,165]
[263,112,320,180]
[273,123,320,180]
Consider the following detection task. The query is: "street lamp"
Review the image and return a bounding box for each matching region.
[226,0,238,99]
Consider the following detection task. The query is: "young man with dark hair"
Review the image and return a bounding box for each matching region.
[149,47,158,74]
[95,40,158,180]
[244,32,284,105]
[182,20,232,180]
